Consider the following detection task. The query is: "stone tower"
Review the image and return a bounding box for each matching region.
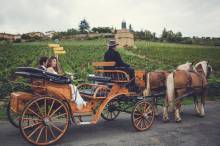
[115,21,134,48]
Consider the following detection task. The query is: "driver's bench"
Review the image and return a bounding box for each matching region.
[78,62,134,99]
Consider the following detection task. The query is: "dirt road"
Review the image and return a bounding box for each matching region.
[0,101,220,146]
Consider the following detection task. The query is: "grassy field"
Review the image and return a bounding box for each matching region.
[1,39,220,91]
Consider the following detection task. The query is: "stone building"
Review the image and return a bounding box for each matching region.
[115,21,134,48]
[0,33,21,41]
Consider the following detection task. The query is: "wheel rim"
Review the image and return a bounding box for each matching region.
[132,100,155,131]
[20,97,69,146]
[7,102,20,128]
[101,100,120,121]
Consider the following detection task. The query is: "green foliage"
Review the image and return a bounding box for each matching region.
[79,19,90,33]
[92,27,112,33]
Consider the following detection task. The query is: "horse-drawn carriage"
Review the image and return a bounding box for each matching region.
[7,58,213,145]
[7,61,157,145]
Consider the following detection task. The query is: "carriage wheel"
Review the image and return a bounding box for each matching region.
[101,100,120,121]
[131,100,155,131]
[20,96,69,146]
[7,102,20,128]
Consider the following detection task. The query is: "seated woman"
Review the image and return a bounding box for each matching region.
[46,56,86,109]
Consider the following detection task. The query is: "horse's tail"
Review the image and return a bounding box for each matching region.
[143,73,151,96]
[166,72,175,111]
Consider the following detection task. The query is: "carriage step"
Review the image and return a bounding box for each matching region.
[73,112,93,116]
[79,122,92,125]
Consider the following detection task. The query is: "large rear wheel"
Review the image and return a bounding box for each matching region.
[20,96,69,146]
[131,100,155,131]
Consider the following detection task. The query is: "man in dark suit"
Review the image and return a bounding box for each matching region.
[104,40,138,92]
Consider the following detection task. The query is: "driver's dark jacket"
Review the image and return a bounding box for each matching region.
[104,49,129,68]
[104,48,135,83]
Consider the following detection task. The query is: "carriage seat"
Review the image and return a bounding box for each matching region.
[78,84,109,99]
[15,67,71,84]
[92,62,130,83]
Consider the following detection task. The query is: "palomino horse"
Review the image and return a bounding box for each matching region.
[142,71,169,115]
[163,61,213,122]
[142,62,193,116]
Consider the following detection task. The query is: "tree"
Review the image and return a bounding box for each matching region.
[161,28,168,42]
[175,32,182,42]
[129,24,134,32]
[79,19,90,33]
[67,28,79,35]
[91,27,112,33]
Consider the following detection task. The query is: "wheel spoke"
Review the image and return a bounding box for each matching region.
[106,112,110,119]
[36,126,45,143]
[48,126,56,138]
[136,118,142,128]
[23,118,41,122]
[112,111,117,117]
[28,124,43,138]
[47,100,55,116]
[145,105,150,113]
[139,119,144,129]
[27,108,42,119]
[144,117,152,124]
[35,102,43,117]
[142,118,147,128]
[51,122,63,133]
[51,113,67,119]
[134,111,141,116]
[134,115,142,122]
[143,103,147,112]
[45,126,48,143]
[23,122,42,130]
[49,105,62,117]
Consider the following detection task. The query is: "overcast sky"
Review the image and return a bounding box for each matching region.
[0,0,219,37]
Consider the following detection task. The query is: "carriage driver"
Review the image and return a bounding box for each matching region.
[104,40,139,92]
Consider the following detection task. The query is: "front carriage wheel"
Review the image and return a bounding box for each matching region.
[20,96,69,146]
[101,100,120,121]
[131,100,155,131]
[7,101,20,128]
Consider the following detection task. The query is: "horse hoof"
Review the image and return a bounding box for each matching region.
[155,113,160,117]
[175,119,182,123]
[163,119,169,123]
[199,114,205,118]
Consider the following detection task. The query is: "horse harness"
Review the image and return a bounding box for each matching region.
[174,70,207,91]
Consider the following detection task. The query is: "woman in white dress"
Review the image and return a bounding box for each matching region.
[46,56,86,109]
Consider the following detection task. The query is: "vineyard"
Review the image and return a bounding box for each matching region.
[0,39,220,100]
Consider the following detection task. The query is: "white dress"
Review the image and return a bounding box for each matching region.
[46,67,86,109]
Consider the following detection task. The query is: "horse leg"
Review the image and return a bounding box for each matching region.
[174,99,182,123]
[153,97,159,116]
[162,97,169,122]
[200,89,207,117]
[193,96,200,115]
[179,99,183,114]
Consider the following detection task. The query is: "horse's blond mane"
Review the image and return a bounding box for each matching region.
[194,61,208,76]
[176,62,192,71]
